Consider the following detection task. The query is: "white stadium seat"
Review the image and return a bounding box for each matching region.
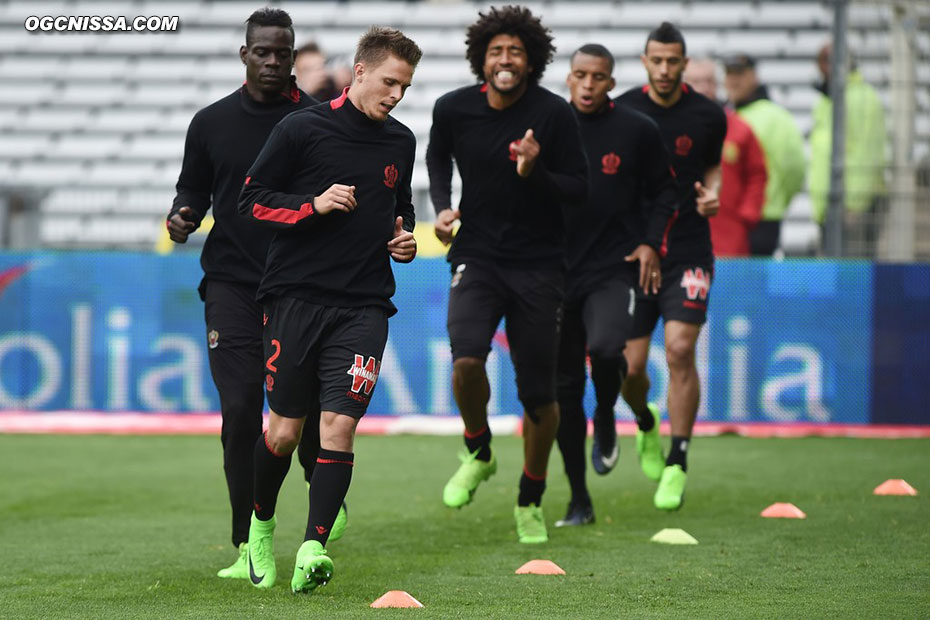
[48,135,125,160]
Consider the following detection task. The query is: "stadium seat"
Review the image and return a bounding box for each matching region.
[19,108,93,132]
[12,162,86,185]
[49,135,125,160]
[59,84,127,107]
[40,188,121,214]
[0,82,55,105]
[0,135,52,159]
[81,162,164,187]
[122,135,186,161]
[88,109,167,133]
[0,56,64,80]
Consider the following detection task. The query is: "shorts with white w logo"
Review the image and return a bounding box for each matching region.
[629,261,713,339]
[262,296,388,419]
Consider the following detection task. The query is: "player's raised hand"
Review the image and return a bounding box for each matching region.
[625,243,662,294]
[167,206,199,244]
[434,208,460,246]
[388,216,417,263]
[513,128,540,177]
[695,181,719,218]
[314,184,357,215]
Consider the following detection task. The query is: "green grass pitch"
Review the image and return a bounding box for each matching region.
[1,434,928,619]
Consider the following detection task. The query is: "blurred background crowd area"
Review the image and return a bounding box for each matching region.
[0,0,927,260]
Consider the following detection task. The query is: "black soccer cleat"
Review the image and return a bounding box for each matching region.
[554,501,595,527]
[591,412,619,475]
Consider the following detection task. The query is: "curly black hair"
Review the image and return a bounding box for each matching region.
[465,5,555,84]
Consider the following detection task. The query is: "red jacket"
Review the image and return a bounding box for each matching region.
[711,109,767,257]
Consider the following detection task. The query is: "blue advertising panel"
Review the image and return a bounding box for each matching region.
[870,264,930,425]
[0,253,922,424]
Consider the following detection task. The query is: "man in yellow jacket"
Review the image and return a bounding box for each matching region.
[809,43,887,257]
[724,54,806,256]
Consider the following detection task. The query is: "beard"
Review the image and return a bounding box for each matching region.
[650,73,682,99]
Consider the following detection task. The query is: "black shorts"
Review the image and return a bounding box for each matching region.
[558,275,636,396]
[447,260,564,413]
[203,279,265,392]
[629,261,713,339]
[262,296,389,419]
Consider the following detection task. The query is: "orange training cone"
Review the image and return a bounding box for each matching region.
[760,502,807,519]
[873,479,918,496]
[515,560,566,575]
[370,591,424,608]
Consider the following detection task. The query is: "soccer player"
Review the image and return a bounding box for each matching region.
[555,44,678,526]
[237,26,421,592]
[427,6,588,543]
[167,7,346,580]
[615,22,726,510]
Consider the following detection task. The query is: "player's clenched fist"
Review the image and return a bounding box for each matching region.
[314,183,357,215]
[513,128,540,177]
[167,206,199,244]
[434,208,460,246]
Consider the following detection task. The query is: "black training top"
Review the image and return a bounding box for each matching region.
[566,100,678,296]
[427,82,588,268]
[615,84,726,264]
[170,78,315,295]
[237,89,416,315]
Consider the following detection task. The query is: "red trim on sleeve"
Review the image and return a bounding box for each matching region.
[252,201,315,224]
[330,87,349,110]
[245,176,251,185]
[659,211,679,258]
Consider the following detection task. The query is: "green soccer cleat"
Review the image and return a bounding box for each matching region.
[291,540,334,594]
[247,514,277,589]
[217,542,249,579]
[654,464,687,511]
[514,504,548,544]
[329,502,348,542]
[307,482,348,543]
[442,447,497,508]
[636,403,665,481]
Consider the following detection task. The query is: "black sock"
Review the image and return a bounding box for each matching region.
[666,436,690,472]
[217,384,264,547]
[590,356,623,420]
[517,468,547,507]
[305,449,354,545]
[253,432,292,521]
[297,412,321,485]
[593,405,617,452]
[556,399,590,506]
[464,425,492,461]
[634,406,655,432]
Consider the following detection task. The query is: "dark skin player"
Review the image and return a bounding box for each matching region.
[168,26,296,241]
